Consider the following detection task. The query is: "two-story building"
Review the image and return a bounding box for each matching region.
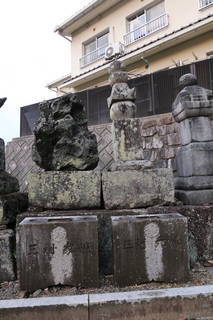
[48,0,213,95]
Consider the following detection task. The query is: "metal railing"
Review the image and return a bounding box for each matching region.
[124,14,169,46]
[199,0,213,9]
[80,45,108,68]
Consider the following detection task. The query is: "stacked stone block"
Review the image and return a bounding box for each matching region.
[172,74,213,205]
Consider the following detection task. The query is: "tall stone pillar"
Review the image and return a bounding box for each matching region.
[172,73,213,204]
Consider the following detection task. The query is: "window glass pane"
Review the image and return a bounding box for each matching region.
[84,40,96,55]
[146,1,165,22]
[128,11,145,32]
[97,33,109,48]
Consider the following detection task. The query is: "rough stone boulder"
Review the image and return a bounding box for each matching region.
[32,94,99,171]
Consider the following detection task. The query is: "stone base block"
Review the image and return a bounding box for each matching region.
[17,216,99,292]
[176,142,213,177]
[112,213,189,287]
[102,168,174,209]
[0,229,15,282]
[175,189,213,205]
[28,171,101,209]
[175,176,213,190]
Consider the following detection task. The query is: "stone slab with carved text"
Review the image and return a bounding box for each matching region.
[112,213,189,287]
[17,216,99,292]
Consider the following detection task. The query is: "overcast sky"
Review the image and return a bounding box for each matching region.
[0,0,91,143]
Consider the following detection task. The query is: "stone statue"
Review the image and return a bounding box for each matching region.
[32,94,99,171]
[172,73,213,205]
[107,60,136,120]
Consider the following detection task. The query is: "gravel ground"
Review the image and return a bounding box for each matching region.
[0,265,212,300]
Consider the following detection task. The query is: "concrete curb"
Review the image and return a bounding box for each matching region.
[0,285,213,320]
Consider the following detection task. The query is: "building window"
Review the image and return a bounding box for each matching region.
[80,32,109,67]
[124,1,168,45]
[199,0,213,9]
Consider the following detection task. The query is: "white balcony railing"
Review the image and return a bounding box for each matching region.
[199,0,213,9]
[124,14,169,46]
[80,45,108,68]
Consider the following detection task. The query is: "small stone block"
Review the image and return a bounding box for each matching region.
[176,142,213,177]
[102,168,174,209]
[17,216,99,292]
[112,213,189,287]
[175,189,213,205]
[28,171,101,209]
[0,229,15,282]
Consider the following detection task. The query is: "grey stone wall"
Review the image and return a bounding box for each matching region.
[6,113,213,192]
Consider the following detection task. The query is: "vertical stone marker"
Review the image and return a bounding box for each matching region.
[112,213,189,287]
[17,216,99,292]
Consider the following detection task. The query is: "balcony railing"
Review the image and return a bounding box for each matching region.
[80,45,108,68]
[199,0,213,9]
[124,14,169,46]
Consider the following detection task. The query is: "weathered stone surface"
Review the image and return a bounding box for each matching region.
[175,175,213,190]
[17,216,99,292]
[145,206,213,266]
[102,168,175,209]
[112,213,189,287]
[32,94,99,171]
[28,171,101,209]
[108,61,136,120]
[0,171,19,195]
[172,74,213,123]
[112,119,144,161]
[0,138,5,171]
[176,142,213,177]
[178,117,213,145]
[0,229,15,282]
[109,160,153,171]
[0,192,28,228]
[175,189,213,205]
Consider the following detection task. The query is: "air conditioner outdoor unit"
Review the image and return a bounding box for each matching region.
[105,42,125,60]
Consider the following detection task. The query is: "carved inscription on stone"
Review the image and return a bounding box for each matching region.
[18,216,99,291]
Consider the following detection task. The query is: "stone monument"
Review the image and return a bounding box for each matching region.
[18,216,99,291]
[172,73,213,204]
[112,213,189,286]
[29,94,101,210]
[102,60,175,209]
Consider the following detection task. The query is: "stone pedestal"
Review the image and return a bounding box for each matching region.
[102,168,174,209]
[112,213,189,287]
[28,171,101,209]
[17,216,99,292]
[0,229,15,282]
[172,74,213,205]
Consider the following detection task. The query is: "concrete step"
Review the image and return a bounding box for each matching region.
[0,285,213,320]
